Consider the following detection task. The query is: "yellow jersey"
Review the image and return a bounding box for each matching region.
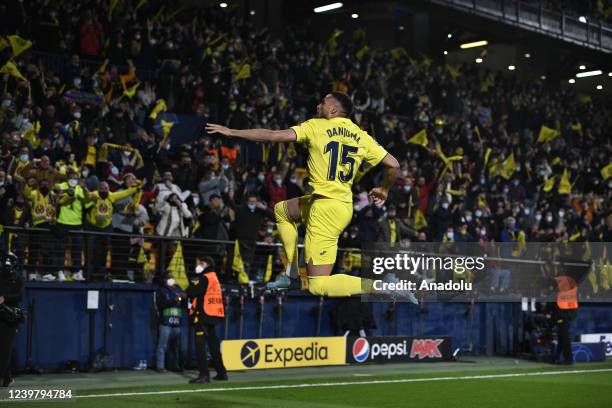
[291,117,388,203]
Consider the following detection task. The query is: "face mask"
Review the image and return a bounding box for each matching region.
[442,203,449,210]
[82,169,90,178]
[2,99,11,108]
[99,191,109,199]
[503,187,509,194]
[290,177,298,184]
[0,181,4,187]
[514,207,520,214]
[403,185,411,192]
[524,208,530,215]
[20,154,29,162]
[166,278,175,286]
[535,214,542,221]
[123,151,131,157]
[546,216,553,222]
[68,179,78,187]
[446,232,454,239]
[274,178,282,186]
[111,166,119,175]
[257,174,265,182]
[192,196,200,206]
[266,228,273,234]
[247,203,256,211]
[195,264,205,274]
[402,169,409,177]
[466,215,472,222]
[480,178,486,185]
[480,229,487,236]
[475,210,482,217]
[558,211,565,217]
[222,164,229,170]
[73,111,81,119]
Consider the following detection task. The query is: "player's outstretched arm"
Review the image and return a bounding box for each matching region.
[368,153,400,206]
[206,123,296,143]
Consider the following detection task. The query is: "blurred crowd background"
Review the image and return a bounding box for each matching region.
[0,0,610,286]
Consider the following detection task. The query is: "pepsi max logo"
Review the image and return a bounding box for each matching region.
[352,338,370,363]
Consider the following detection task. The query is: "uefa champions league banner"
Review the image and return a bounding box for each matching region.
[358,242,610,303]
[347,336,453,364]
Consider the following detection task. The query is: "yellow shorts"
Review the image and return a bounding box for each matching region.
[302,195,353,265]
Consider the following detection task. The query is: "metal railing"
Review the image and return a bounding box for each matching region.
[429,0,612,53]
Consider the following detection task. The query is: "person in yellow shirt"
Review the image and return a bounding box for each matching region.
[207,92,416,302]
[23,178,57,280]
[83,181,141,280]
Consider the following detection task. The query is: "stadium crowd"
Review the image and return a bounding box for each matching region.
[0,1,610,286]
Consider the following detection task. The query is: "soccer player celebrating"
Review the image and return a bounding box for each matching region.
[206,92,415,302]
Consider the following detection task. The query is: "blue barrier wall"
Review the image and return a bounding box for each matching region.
[12,283,612,371]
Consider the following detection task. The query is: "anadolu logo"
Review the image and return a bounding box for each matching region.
[240,341,261,367]
[352,338,370,363]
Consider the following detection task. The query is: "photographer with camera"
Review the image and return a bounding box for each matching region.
[0,253,25,387]
[154,273,186,372]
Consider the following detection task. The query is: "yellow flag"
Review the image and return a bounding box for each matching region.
[390,47,407,61]
[551,157,562,166]
[0,61,27,81]
[537,125,560,143]
[435,143,462,175]
[558,168,572,195]
[484,147,492,167]
[232,241,249,284]
[123,82,140,98]
[543,176,556,192]
[474,125,482,144]
[446,64,460,79]
[149,99,167,119]
[264,255,273,283]
[356,45,369,60]
[407,129,428,147]
[500,153,516,180]
[601,163,612,180]
[22,121,40,149]
[167,242,189,289]
[414,209,428,231]
[328,29,344,43]
[7,35,32,57]
[235,63,251,80]
[160,120,174,137]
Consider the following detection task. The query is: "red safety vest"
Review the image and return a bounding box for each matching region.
[555,276,578,310]
[190,272,225,318]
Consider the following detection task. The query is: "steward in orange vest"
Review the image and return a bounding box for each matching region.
[550,274,580,365]
[186,257,228,384]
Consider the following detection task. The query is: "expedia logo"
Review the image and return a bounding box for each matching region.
[223,337,346,370]
[352,338,370,363]
[240,341,261,367]
[240,340,329,368]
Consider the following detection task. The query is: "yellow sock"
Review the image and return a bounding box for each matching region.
[307,275,374,297]
[274,201,299,277]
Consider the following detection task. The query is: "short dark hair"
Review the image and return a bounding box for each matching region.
[330,92,353,117]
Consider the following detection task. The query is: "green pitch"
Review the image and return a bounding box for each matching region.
[4,358,612,408]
